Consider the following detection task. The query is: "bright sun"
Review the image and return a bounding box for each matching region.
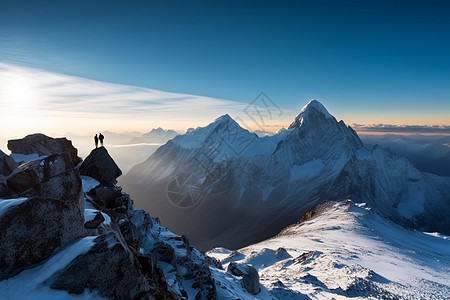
[3,78,34,109]
[0,74,39,130]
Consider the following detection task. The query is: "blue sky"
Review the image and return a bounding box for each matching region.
[0,0,449,129]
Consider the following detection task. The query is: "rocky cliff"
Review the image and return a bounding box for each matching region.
[0,134,258,299]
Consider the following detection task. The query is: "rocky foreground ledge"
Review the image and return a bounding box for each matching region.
[0,134,263,299]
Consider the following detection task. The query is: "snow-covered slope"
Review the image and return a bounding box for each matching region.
[121,99,450,251]
[209,200,450,299]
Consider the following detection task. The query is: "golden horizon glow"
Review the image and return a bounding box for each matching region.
[1,62,449,145]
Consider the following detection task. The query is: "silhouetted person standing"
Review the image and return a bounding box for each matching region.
[94,134,99,148]
[99,133,104,147]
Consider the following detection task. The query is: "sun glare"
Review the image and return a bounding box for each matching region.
[0,73,39,131]
[2,78,34,109]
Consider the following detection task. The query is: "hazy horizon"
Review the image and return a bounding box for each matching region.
[1,62,449,153]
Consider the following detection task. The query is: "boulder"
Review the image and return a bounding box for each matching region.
[0,150,17,176]
[24,170,82,201]
[227,262,261,295]
[88,185,123,208]
[47,232,182,299]
[7,134,82,166]
[0,153,85,280]
[6,153,74,194]
[79,147,122,186]
[0,195,85,280]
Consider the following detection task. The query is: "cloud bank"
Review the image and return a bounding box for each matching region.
[351,123,450,134]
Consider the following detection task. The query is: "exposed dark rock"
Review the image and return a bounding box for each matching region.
[7,134,82,166]
[1,134,222,299]
[0,150,17,176]
[151,242,176,264]
[0,175,8,197]
[129,208,217,299]
[47,232,181,299]
[294,251,316,264]
[0,150,85,281]
[6,153,74,194]
[119,219,138,250]
[206,255,223,270]
[23,170,83,201]
[84,211,105,229]
[227,262,261,295]
[0,195,85,280]
[88,185,123,208]
[275,247,292,259]
[6,162,41,194]
[79,147,122,186]
[183,255,217,300]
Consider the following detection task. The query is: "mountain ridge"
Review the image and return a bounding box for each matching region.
[121,99,450,251]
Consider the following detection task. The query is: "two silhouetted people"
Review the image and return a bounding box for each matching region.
[94,133,104,148]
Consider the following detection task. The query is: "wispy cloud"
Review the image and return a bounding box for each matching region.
[0,63,291,140]
[0,62,242,118]
[350,123,450,134]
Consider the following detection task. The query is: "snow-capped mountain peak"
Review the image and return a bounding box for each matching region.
[289,99,334,129]
[214,113,234,123]
[301,99,332,117]
[172,113,254,152]
[122,99,450,253]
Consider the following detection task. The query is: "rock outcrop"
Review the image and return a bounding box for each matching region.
[0,195,85,280]
[87,185,124,209]
[84,184,218,299]
[47,232,181,299]
[79,147,122,185]
[227,262,261,295]
[0,134,256,299]
[6,152,74,194]
[0,150,17,176]
[0,143,85,280]
[7,133,82,166]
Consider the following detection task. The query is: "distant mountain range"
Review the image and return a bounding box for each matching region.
[360,133,450,177]
[121,100,450,251]
[127,127,179,144]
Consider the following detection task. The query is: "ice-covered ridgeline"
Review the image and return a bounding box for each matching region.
[121,99,450,251]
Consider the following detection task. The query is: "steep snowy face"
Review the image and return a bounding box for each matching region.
[274,99,363,169]
[172,114,261,161]
[121,100,450,251]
